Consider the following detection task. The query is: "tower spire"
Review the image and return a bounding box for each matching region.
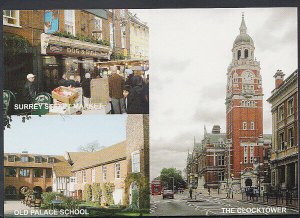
[239,12,247,34]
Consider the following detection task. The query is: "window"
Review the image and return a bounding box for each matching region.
[5,167,16,177]
[120,9,126,18]
[278,105,284,121]
[288,128,294,147]
[218,156,225,166]
[121,26,126,49]
[82,170,87,183]
[5,186,17,196]
[64,10,75,35]
[33,169,43,178]
[244,145,248,163]
[245,49,248,58]
[250,145,254,163]
[20,156,29,162]
[70,177,76,183]
[131,151,140,173]
[35,156,42,163]
[19,168,30,177]
[279,132,285,150]
[3,10,20,26]
[92,168,96,183]
[218,172,225,181]
[250,122,255,130]
[93,17,102,40]
[288,98,294,116]
[46,169,52,178]
[47,157,55,163]
[109,22,114,48]
[102,166,107,180]
[243,122,247,130]
[115,162,121,179]
[237,50,241,60]
[7,155,15,162]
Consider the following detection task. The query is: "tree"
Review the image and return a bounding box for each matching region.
[159,168,186,190]
[79,140,103,152]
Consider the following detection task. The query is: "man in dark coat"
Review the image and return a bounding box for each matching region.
[23,74,37,103]
[108,66,125,114]
[126,75,145,114]
[82,73,91,108]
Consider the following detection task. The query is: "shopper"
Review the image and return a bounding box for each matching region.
[108,66,125,114]
[23,74,37,103]
[121,85,131,114]
[126,75,144,114]
[58,74,68,86]
[82,73,91,109]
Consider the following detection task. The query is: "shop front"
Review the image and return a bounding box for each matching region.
[40,33,112,92]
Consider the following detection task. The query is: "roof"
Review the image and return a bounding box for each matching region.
[4,153,65,168]
[204,133,227,144]
[233,14,254,47]
[53,161,73,177]
[71,141,127,172]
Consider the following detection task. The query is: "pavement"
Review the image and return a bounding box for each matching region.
[150,192,299,216]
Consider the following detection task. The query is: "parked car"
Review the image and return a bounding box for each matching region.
[162,190,174,199]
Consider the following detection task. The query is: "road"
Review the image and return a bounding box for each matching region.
[150,193,299,216]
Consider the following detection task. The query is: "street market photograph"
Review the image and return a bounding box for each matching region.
[3,9,149,116]
[136,8,298,216]
[3,115,150,217]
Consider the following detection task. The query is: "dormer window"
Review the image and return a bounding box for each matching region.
[35,156,42,163]
[8,155,16,162]
[20,156,29,162]
[47,157,55,163]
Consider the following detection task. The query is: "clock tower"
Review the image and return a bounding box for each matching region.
[225,14,264,189]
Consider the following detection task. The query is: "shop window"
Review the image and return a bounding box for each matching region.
[102,166,107,181]
[7,155,15,162]
[20,156,29,162]
[3,10,20,26]
[35,156,42,163]
[33,169,43,178]
[288,128,294,147]
[19,168,30,177]
[64,10,75,35]
[115,162,121,179]
[288,98,294,116]
[218,172,225,181]
[131,151,140,173]
[5,167,17,177]
[46,169,52,178]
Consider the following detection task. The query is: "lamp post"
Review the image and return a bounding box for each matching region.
[226,139,232,198]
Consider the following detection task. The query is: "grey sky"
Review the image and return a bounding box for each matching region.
[132,8,297,180]
[4,115,127,155]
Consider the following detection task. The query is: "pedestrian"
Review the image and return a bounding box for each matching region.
[108,66,125,114]
[125,69,134,86]
[23,73,37,104]
[58,74,68,87]
[121,85,131,114]
[208,187,211,196]
[189,188,193,199]
[126,75,145,114]
[82,73,91,109]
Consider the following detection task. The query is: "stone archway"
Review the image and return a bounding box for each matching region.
[5,186,17,199]
[33,186,43,198]
[245,178,252,187]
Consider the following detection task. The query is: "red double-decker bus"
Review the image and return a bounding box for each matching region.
[151,180,162,195]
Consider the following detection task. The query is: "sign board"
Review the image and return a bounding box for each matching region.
[32,92,52,115]
[44,10,59,34]
[90,78,109,104]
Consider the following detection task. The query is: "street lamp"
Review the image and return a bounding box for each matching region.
[226,139,232,198]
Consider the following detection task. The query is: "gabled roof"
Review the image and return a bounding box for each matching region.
[53,161,73,177]
[71,141,127,172]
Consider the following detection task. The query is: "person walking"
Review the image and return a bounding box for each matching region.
[189,188,193,199]
[82,73,91,109]
[108,66,125,114]
[126,75,144,114]
[23,74,37,103]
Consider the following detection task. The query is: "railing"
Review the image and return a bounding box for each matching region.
[242,190,298,209]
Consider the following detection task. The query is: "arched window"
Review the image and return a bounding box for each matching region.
[245,49,249,58]
[237,50,241,60]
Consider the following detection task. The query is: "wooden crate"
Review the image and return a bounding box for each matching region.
[51,86,79,104]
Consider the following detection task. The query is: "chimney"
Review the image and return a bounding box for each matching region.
[212,125,221,134]
[274,70,285,88]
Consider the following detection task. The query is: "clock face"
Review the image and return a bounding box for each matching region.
[243,71,254,83]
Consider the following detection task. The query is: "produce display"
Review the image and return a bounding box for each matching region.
[51,86,79,104]
[53,87,74,97]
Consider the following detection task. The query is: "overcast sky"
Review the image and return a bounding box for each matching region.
[132,8,297,180]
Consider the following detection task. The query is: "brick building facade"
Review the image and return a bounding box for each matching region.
[267,70,298,191]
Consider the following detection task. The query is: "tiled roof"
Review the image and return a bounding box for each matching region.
[4,153,65,168]
[53,161,73,177]
[71,141,127,172]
